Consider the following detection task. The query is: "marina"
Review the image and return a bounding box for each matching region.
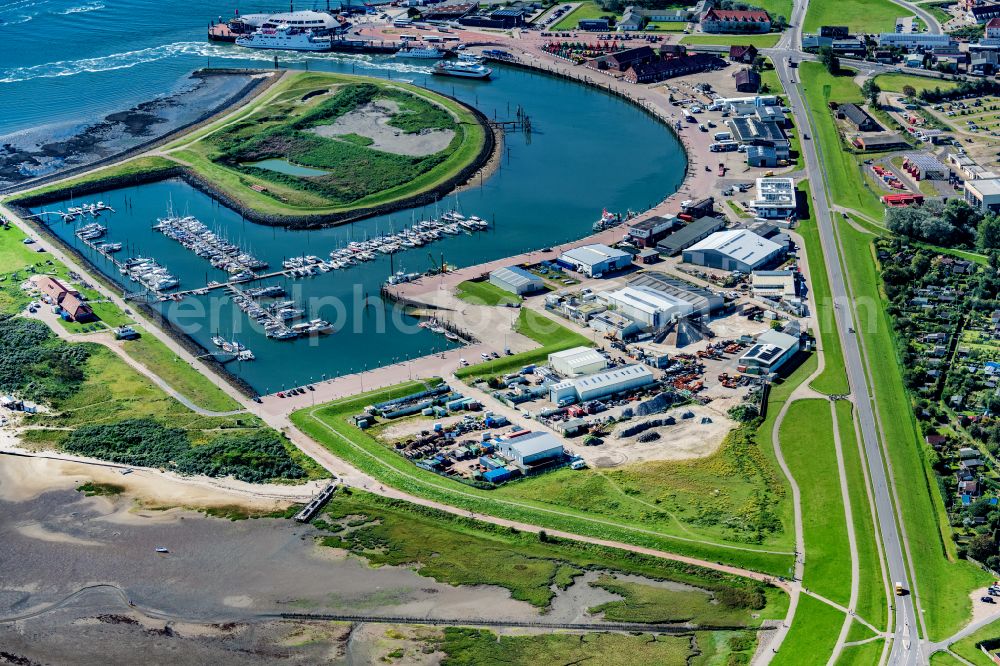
[21,57,683,394]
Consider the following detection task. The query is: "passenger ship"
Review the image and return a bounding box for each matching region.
[235,25,331,51]
[431,60,493,79]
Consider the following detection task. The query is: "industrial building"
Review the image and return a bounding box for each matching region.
[489,266,544,295]
[626,215,681,248]
[734,68,761,93]
[852,133,911,151]
[750,177,797,219]
[751,270,798,298]
[684,229,784,272]
[549,364,656,405]
[726,117,790,160]
[876,33,956,49]
[656,216,726,256]
[548,346,608,377]
[965,178,1000,213]
[495,431,565,470]
[902,154,949,180]
[558,244,632,277]
[589,311,643,339]
[738,329,801,374]
[838,103,881,132]
[626,271,724,315]
[598,285,695,328]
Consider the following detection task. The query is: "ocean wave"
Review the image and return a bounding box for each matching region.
[0,12,33,25]
[0,41,434,84]
[58,1,105,15]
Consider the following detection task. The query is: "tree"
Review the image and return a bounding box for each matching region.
[967,532,995,563]
[752,55,767,72]
[861,79,882,108]
[979,214,1000,252]
[407,6,421,17]
[818,46,839,74]
[902,84,917,100]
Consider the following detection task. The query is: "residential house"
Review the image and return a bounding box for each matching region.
[728,44,758,63]
[31,275,94,322]
[838,103,882,131]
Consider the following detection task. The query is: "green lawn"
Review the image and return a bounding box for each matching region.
[803,0,903,33]
[551,1,620,31]
[290,380,795,575]
[780,399,851,607]
[647,22,688,32]
[772,595,845,665]
[835,218,991,640]
[874,73,960,96]
[455,308,590,381]
[838,401,888,631]
[930,651,968,666]
[455,279,522,306]
[796,180,849,395]
[117,327,243,413]
[681,34,780,47]
[800,63,885,221]
[837,640,885,665]
[950,617,1000,666]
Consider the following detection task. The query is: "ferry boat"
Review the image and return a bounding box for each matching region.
[432,60,492,80]
[395,46,445,59]
[236,25,331,51]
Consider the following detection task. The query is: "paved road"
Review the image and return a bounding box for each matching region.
[770,4,923,660]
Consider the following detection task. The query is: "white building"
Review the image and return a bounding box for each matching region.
[549,364,655,405]
[876,33,955,49]
[739,329,801,374]
[965,178,1000,213]
[752,270,797,298]
[489,266,544,295]
[558,244,632,277]
[683,229,784,273]
[598,285,694,328]
[496,432,565,468]
[548,346,608,377]
[750,177,797,220]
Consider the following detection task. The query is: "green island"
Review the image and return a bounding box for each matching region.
[11,71,491,226]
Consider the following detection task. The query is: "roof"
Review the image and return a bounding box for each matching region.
[727,116,787,144]
[729,44,758,58]
[608,46,655,66]
[657,216,727,253]
[972,4,1000,16]
[989,17,1000,27]
[968,178,1000,196]
[603,285,693,316]
[571,364,654,391]
[490,266,542,288]
[703,8,770,22]
[60,293,93,319]
[504,431,564,457]
[904,153,948,171]
[753,270,794,277]
[856,133,908,148]
[628,215,680,232]
[627,271,721,310]
[734,69,761,88]
[686,229,783,266]
[549,346,606,368]
[840,103,879,128]
[560,243,631,267]
[741,329,799,364]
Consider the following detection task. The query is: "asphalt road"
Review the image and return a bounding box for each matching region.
[771,1,922,662]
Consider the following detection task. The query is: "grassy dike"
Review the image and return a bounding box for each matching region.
[290,379,794,575]
[834,217,990,639]
[772,594,845,665]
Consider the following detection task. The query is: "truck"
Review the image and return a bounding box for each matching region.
[713,131,732,142]
[895,581,906,596]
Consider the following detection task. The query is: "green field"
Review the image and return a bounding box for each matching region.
[796,181,849,395]
[455,308,590,381]
[800,63,885,221]
[803,0,903,33]
[316,489,787,622]
[550,1,619,30]
[838,401,888,630]
[772,595,845,665]
[780,400,851,606]
[438,628,694,665]
[290,380,795,575]
[117,328,242,413]
[930,651,968,666]
[874,73,960,96]
[8,156,178,203]
[680,34,780,47]
[835,218,991,639]
[837,639,885,665]
[947,616,1000,665]
[455,279,522,306]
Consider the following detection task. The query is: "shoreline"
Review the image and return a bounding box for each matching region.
[9,77,499,231]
